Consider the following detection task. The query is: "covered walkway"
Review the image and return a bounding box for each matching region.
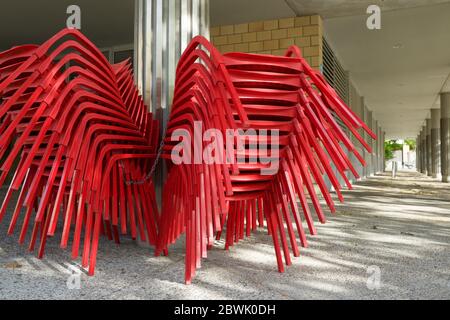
[0,171,449,299]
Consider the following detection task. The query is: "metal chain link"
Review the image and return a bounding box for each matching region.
[120,127,167,185]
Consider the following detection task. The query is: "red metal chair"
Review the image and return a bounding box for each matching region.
[0,29,159,275]
[157,36,376,284]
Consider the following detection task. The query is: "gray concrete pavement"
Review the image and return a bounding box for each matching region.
[0,171,449,299]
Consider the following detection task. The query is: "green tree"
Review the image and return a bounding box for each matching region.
[384,140,403,161]
[404,139,416,151]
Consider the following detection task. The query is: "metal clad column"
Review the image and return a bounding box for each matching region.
[134,0,152,106]
[430,109,440,178]
[135,0,210,112]
[441,92,450,182]
[200,0,210,39]
[181,0,193,53]
[134,0,211,207]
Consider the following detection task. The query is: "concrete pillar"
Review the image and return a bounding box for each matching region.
[377,126,383,172]
[382,131,386,171]
[374,120,379,173]
[364,104,370,178]
[379,126,383,172]
[430,109,440,178]
[416,135,420,172]
[349,86,364,179]
[421,126,427,174]
[375,124,379,173]
[370,116,373,174]
[418,133,422,172]
[365,108,373,176]
[441,92,450,182]
[418,130,422,171]
[370,111,377,176]
[426,118,432,176]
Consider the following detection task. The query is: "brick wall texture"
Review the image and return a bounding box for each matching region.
[210,15,323,71]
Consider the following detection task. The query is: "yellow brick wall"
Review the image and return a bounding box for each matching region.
[210,15,323,70]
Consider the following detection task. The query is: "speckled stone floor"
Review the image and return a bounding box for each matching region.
[0,170,449,299]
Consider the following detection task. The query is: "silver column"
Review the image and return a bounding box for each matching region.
[370,112,375,175]
[134,0,210,113]
[134,0,211,205]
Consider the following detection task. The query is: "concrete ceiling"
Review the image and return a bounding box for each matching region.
[0,0,134,50]
[324,2,450,139]
[211,0,450,139]
[210,0,450,25]
[284,0,450,18]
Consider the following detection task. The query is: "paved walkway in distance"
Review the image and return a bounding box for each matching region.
[0,170,449,299]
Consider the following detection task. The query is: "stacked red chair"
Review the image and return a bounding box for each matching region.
[157,37,376,284]
[0,30,375,284]
[0,29,159,275]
